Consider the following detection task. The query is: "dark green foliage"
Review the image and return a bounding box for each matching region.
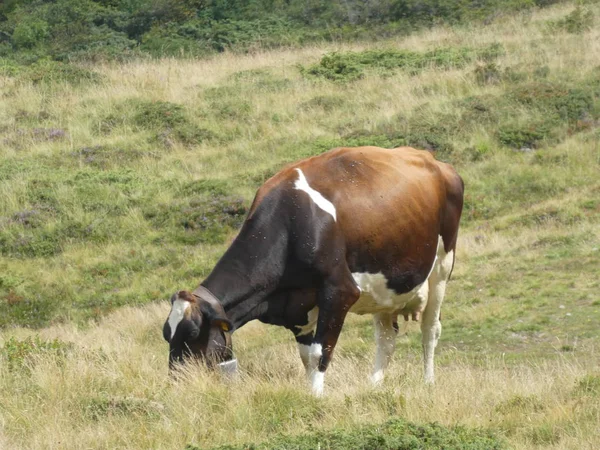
[301,44,503,82]
[143,195,248,245]
[0,0,566,63]
[497,119,556,149]
[193,417,507,450]
[301,52,364,82]
[1,336,72,372]
[131,100,187,129]
[21,60,102,85]
[101,99,216,146]
[548,6,594,33]
[341,71,600,155]
[510,82,595,123]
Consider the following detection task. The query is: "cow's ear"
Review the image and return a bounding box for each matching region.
[212,318,233,332]
[199,302,234,332]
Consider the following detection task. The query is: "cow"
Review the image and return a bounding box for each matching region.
[163,146,464,396]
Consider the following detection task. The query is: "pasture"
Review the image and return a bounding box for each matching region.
[1,1,599,448]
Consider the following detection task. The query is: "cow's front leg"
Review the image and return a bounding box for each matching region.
[308,272,360,396]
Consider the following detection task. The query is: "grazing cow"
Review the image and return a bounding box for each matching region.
[163,146,464,395]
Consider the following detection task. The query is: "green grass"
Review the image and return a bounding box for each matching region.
[196,417,507,450]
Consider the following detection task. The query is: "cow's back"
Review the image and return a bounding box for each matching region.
[285,147,460,295]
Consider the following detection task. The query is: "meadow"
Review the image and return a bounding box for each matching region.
[1,1,599,448]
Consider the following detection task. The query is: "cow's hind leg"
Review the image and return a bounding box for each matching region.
[421,238,454,384]
[371,313,398,385]
[308,268,360,396]
[295,332,313,371]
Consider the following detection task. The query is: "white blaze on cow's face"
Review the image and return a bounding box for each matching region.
[167,297,190,340]
[294,168,337,221]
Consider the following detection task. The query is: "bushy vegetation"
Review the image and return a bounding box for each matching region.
[198,417,507,450]
[300,43,504,81]
[1,335,72,372]
[0,0,566,63]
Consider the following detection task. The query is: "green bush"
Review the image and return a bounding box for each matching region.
[0,0,568,63]
[548,6,594,33]
[131,100,187,129]
[301,44,504,82]
[497,119,556,149]
[194,417,507,450]
[22,60,102,85]
[1,336,72,372]
[510,82,595,123]
[11,19,48,49]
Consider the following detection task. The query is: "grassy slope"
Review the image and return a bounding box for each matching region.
[1,2,599,449]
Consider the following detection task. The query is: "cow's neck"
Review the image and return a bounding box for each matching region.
[201,217,287,329]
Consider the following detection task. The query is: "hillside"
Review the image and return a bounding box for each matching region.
[0,0,566,62]
[0,1,599,449]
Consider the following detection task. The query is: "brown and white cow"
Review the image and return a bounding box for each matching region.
[163,146,464,395]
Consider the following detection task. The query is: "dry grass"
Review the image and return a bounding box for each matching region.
[1,300,599,449]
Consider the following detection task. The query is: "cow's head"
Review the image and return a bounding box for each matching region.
[163,289,235,372]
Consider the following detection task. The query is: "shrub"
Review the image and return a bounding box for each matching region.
[300,44,504,82]
[11,20,49,49]
[548,6,594,34]
[497,119,556,149]
[194,417,507,450]
[510,82,595,123]
[300,52,364,82]
[1,336,72,372]
[22,60,102,85]
[131,100,187,129]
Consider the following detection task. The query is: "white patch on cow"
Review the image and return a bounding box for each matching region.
[298,344,311,369]
[168,298,190,340]
[306,343,324,396]
[350,272,429,315]
[296,307,319,336]
[350,236,442,316]
[308,343,322,364]
[294,168,336,221]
